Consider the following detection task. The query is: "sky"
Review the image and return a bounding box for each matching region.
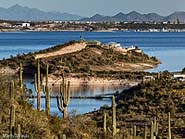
[1,0,185,17]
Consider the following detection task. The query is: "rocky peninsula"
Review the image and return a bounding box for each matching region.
[0,40,160,85]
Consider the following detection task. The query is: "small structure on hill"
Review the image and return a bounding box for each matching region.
[86,40,101,46]
[173,74,185,81]
[107,42,121,47]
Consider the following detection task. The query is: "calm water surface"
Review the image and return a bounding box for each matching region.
[0,31,185,115]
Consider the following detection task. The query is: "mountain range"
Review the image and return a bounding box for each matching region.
[0,4,185,22]
[0,4,83,21]
[81,11,185,22]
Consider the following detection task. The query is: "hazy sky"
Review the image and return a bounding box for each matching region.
[1,0,185,16]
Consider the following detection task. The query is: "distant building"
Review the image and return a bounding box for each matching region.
[107,42,121,47]
[15,23,31,27]
[22,23,31,27]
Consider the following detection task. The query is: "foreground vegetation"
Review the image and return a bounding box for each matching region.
[0,70,185,139]
[90,72,185,139]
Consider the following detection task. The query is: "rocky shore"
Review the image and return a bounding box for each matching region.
[45,75,139,87]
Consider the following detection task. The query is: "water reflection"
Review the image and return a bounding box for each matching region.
[25,78,124,115]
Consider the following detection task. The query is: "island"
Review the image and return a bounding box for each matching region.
[0,40,160,85]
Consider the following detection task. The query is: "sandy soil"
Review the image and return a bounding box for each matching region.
[35,42,87,59]
[90,62,156,72]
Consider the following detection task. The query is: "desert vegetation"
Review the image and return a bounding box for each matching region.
[0,69,184,139]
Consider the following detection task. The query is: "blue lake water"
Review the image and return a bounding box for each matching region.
[0,31,185,115]
[0,31,184,71]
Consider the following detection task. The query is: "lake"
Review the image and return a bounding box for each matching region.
[0,31,185,115]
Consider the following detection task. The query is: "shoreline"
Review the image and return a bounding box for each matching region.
[45,76,139,87]
[1,29,185,33]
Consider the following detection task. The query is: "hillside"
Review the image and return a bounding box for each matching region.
[87,72,185,138]
[0,40,160,78]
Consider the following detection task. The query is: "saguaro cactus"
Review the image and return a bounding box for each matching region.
[168,112,171,139]
[57,73,70,118]
[157,72,161,80]
[10,105,15,139]
[144,124,147,139]
[103,113,107,133]
[133,125,136,139]
[150,121,154,139]
[10,81,14,103]
[150,117,159,139]
[19,63,23,93]
[10,81,15,139]
[43,64,50,116]
[34,59,42,111]
[112,96,117,137]
[130,127,133,139]
[153,117,158,139]
[17,124,21,139]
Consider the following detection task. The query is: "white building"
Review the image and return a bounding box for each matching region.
[21,23,31,27]
[107,42,121,47]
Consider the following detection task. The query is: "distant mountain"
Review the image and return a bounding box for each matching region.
[165,12,185,22]
[0,4,84,21]
[1,5,185,22]
[81,11,185,22]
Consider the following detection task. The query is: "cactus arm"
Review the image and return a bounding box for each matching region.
[57,73,71,118]
[57,96,64,113]
[43,85,46,94]
[34,73,38,93]
[67,81,70,104]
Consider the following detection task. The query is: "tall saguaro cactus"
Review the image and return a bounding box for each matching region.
[43,64,50,116]
[34,59,42,111]
[10,81,15,139]
[103,113,107,133]
[10,81,14,103]
[10,105,15,139]
[19,63,23,93]
[150,117,159,139]
[168,112,171,139]
[57,73,70,118]
[150,121,154,139]
[112,96,117,137]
